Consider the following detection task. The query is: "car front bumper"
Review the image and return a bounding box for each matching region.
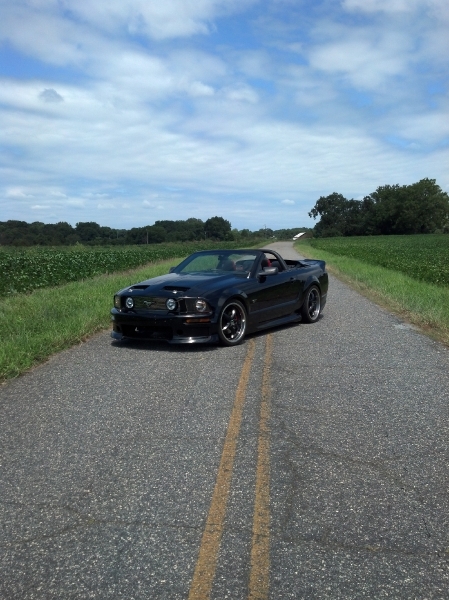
[110,308,219,344]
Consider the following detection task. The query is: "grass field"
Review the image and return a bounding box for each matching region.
[296,234,449,347]
[0,258,182,382]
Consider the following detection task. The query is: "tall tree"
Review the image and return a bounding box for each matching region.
[75,221,102,242]
[204,216,232,240]
[309,179,449,237]
[365,179,449,235]
[308,193,358,237]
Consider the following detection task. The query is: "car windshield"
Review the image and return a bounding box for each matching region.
[177,251,258,274]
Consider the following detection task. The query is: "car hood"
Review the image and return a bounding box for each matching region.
[117,271,247,297]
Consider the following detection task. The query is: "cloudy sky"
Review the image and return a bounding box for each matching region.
[1,0,448,231]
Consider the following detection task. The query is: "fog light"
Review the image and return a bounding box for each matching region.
[195,299,207,312]
[125,297,134,309]
[166,298,177,311]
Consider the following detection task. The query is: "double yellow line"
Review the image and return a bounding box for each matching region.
[189,334,273,600]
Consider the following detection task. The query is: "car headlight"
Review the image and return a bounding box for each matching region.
[166,298,177,311]
[195,299,208,312]
[125,297,134,309]
[114,296,121,309]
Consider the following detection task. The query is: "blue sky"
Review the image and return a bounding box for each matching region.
[0,0,448,231]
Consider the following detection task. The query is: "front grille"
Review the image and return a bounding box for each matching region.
[132,297,168,311]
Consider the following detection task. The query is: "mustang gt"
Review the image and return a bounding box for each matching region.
[111,248,328,346]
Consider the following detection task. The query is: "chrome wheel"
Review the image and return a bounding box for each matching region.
[218,300,247,346]
[301,285,321,323]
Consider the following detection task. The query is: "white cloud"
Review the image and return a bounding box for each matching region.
[6,187,35,198]
[225,86,259,103]
[235,50,275,80]
[343,0,449,16]
[340,0,449,61]
[308,32,409,89]
[0,0,447,231]
[342,0,419,13]
[142,200,164,209]
[0,0,258,49]
[60,0,255,40]
[396,111,449,144]
[189,81,215,97]
[0,6,93,66]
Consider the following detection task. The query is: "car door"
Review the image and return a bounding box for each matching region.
[246,263,301,323]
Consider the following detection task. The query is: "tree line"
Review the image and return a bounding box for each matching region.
[309,178,449,237]
[0,216,310,246]
[3,177,446,246]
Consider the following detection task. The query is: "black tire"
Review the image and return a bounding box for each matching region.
[301,285,321,323]
[218,300,247,346]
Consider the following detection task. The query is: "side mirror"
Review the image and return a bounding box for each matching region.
[169,267,175,273]
[258,266,278,277]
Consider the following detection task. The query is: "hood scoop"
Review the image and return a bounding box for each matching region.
[163,285,190,292]
[128,285,150,291]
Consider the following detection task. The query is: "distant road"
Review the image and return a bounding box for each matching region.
[1,241,449,598]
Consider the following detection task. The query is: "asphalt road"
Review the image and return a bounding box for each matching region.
[1,241,449,598]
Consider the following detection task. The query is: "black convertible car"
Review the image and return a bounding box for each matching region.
[111,248,328,346]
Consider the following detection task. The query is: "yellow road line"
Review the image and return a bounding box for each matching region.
[248,333,272,600]
[188,339,256,600]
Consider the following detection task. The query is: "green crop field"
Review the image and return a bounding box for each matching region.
[297,233,449,348]
[309,234,449,287]
[0,240,251,296]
